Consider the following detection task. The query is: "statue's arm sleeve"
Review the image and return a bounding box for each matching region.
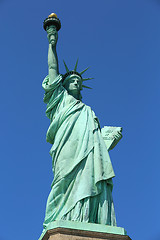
[42,74,64,103]
[42,74,65,119]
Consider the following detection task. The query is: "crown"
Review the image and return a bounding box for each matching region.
[62,59,93,89]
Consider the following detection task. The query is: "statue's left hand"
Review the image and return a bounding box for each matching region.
[113,130,122,142]
[46,26,58,46]
[109,130,122,150]
[101,126,123,151]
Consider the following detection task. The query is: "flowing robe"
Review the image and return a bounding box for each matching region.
[42,74,116,230]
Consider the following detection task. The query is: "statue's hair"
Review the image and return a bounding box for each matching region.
[62,71,82,83]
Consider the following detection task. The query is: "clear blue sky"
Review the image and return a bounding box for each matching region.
[0,0,160,240]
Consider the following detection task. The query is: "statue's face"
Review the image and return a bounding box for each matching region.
[64,75,82,95]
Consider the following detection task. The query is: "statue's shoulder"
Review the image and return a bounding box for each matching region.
[42,74,63,90]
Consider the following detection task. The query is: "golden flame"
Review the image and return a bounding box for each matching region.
[48,13,58,18]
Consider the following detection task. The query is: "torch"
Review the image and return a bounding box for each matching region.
[43,13,61,32]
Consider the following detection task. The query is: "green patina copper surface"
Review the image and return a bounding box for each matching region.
[39,220,127,240]
[40,14,123,239]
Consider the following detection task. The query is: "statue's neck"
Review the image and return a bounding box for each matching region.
[68,90,80,100]
[70,92,80,100]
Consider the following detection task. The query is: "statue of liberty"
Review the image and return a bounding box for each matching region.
[41,13,122,235]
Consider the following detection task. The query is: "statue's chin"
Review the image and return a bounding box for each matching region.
[68,88,79,93]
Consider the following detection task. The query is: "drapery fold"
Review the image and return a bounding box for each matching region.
[42,74,116,230]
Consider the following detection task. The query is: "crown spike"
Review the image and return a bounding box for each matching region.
[63,60,70,72]
[74,58,79,72]
[82,85,92,89]
[80,67,90,75]
[82,77,94,82]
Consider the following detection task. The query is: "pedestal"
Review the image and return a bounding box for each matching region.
[39,221,131,240]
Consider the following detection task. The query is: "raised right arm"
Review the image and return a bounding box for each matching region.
[47,26,59,84]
